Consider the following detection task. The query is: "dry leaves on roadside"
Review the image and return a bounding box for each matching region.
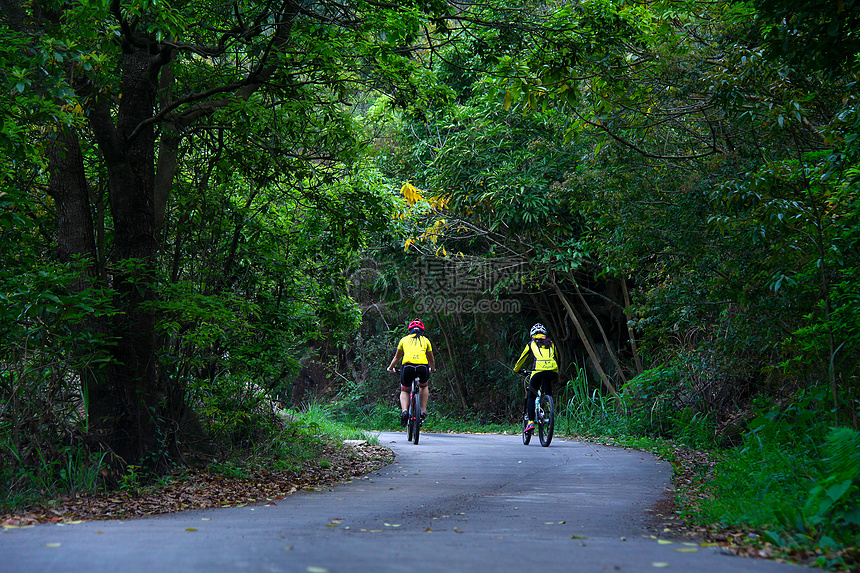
[0,441,393,526]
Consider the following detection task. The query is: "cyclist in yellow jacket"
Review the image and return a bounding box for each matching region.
[513,323,558,433]
[387,319,435,427]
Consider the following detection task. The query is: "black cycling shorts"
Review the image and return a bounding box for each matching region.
[400,364,430,390]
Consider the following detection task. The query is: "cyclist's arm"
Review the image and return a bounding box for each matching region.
[426,350,436,373]
[512,345,531,372]
[387,348,404,372]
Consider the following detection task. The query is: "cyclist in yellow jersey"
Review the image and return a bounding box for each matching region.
[387,319,435,427]
[513,323,559,433]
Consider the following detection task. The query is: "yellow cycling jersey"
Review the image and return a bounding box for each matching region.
[513,335,558,374]
[397,334,433,365]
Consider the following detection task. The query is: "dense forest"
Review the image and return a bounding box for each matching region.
[2,0,858,566]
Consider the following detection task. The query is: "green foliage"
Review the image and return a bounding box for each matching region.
[765,426,860,560]
[285,401,376,443]
[621,368,679,436]
[0,441,109,507]
[691,387,858,566]
[754,0,860,77]
[209,461,251,481]
[0,261,119,499]
[561,364,628,436]
[191,375,280,448]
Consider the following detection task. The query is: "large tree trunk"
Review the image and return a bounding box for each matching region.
[48,125,97,278]
[83,46,176,469]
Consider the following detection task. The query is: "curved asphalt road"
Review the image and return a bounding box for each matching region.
[0,432,806,573]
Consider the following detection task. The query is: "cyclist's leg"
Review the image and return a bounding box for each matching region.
[536,371,556,399]
[400,365,415,418]
[416,365,430,415]
[527,374,540,421]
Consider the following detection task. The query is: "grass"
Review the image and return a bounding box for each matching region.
[281,400,380,444]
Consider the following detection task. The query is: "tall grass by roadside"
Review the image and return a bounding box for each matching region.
[686,387,859,570]
[559,372,859,570]
[560,364,630,437]
[281,400,380,444]
[0,443,111,511]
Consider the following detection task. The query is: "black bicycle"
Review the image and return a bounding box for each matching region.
[522,371,554,447]
[393,369,422,445]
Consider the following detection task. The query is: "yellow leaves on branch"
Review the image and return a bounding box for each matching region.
[430,194,450,210]
[403,220,448,253]
[60,102,84,116]
[400,182,449,210]
[399,181,451,252]
[401,182,423,205]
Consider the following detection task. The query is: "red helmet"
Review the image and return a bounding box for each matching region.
[408,319,425,332]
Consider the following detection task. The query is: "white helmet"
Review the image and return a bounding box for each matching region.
[530,323,547,337]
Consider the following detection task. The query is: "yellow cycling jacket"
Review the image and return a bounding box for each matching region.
[397,334,433,365]
[513,335,558,376]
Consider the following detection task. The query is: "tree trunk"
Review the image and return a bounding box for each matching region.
[621,277,644,376]
[47,125,97,280]
[570,272,628,387]
[435,313,469,411]
[84,46,176,469]
[550,275,617,397]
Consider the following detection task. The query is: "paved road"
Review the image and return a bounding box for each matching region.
[0,432,805,573]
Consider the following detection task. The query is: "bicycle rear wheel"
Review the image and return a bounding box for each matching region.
[538,395,554,447]
[406,394,415,441]
[410,393,420,445]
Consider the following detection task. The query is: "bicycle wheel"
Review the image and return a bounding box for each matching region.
[410,393,420,445]
[406,394,415,441]
[538,395,554,447]
[522,413,532,445]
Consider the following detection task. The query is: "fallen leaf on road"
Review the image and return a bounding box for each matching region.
[676,548,698,553]
[46,543,61,547]
[657,539,673,545]
[652,563,669,568]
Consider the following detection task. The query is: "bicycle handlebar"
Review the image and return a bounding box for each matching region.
[388,366,435,374]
